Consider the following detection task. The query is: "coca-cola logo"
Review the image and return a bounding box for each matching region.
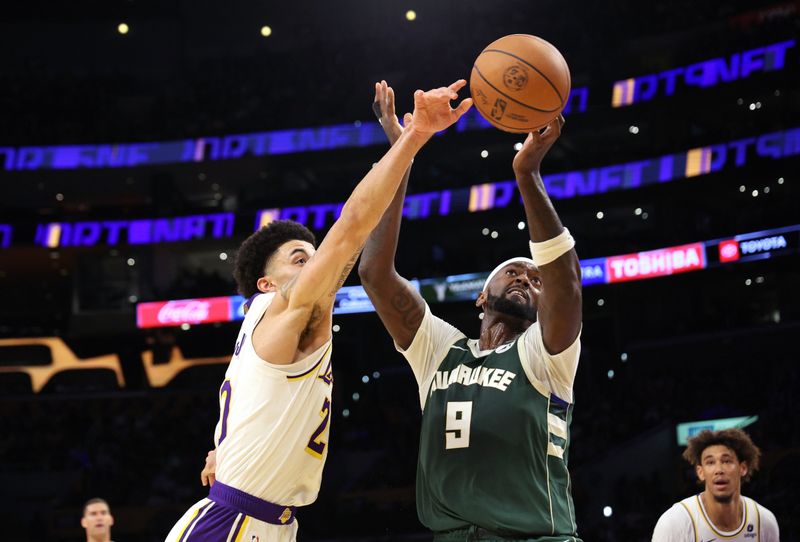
[157,300,211,324]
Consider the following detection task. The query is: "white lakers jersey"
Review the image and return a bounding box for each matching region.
[212,292,334,506]
[652,494,780,542]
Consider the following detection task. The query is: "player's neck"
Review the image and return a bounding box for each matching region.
[478,316,527,350]
[700,490,743,531]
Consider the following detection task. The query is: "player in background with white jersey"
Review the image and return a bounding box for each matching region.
[165,81,472,542]
[652,428,779,542]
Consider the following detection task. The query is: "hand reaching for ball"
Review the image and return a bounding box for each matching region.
[512,115,565,175]
[404,80,473,138]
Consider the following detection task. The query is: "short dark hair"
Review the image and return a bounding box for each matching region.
[233,220,316,298]
[82,497,110,516]
[683,428,761,482]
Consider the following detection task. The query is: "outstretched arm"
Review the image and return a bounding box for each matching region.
[513,116,582,354]
[359,81,427,350]
[289,81,472,311]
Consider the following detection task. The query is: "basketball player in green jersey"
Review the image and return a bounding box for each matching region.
[359,82,582,541]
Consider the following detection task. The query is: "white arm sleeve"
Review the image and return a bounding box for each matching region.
[652,504,695,542]
[758,505,780,542]
[519,321,581,403]
[395,303,466,410]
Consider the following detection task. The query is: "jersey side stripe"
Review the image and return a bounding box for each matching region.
[548,413,568,439]
[565,403,577,533]
[545,395,555,534]
[679,501,698,542]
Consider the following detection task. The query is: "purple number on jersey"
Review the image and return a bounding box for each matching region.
[305,397,331,458]
[218,380,232,445]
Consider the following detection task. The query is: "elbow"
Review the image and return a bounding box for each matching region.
[358,261,397,291]
[357,260,373,283]
[357,259,382,287]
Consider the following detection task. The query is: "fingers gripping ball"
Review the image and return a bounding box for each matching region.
[470,34,571,133]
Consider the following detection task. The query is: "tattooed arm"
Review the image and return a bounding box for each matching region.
[358,81,426,350]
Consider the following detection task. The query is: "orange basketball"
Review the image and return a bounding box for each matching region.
[470,34,571,133]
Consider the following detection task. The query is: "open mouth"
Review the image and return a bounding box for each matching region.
[712,479,729,490]
[506,287,529,301]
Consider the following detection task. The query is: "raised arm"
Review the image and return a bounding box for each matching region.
[289,82,472,311]
[513,116,582,354]
[358,81,426,350]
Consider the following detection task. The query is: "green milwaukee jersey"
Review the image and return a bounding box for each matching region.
[399,305,582,541]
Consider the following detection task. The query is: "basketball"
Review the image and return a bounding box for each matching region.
[470,34,571,133]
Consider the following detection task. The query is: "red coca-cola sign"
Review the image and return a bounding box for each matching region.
[137,297,231,328]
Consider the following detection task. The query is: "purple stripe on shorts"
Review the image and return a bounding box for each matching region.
[230,514,246,541]
[179,501,214,542]
[209,481,296,525]
[183,503,240,542]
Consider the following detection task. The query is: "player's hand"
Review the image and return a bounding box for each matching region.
[405,80,473,137]
[200,449,216,487]
[512,115,565,175]
[373,81,404,145]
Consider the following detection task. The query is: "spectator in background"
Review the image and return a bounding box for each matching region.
[81,498,115,542]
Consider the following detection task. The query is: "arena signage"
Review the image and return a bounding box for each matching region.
[676,416,758,446]
[2,40,792,173]
[0,88,588,173]
[135,225,799,328]
[137,297,235,328]
[713,227,798,265]
[579,258,607,286]
[612,39,794,107]
[33,213,234,248]
[605,243,706,284]
[255,128,800,231]
[0,225,11,248]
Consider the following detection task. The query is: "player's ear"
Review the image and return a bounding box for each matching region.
[80,517,88,529]
[109,514,115,527]
[257,276,275,293]
[695,464,705,482]
[475,291,487,309]
[739,461,748,479]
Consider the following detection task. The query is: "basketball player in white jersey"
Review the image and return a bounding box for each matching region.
[652,428,779,542]
[165,81,473,542]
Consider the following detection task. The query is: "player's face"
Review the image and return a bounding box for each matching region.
[81,503,113,536]
[696,444,747,503]
[264,240,315,291]
[481,262,541,321]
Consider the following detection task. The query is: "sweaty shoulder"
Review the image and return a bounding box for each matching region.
[652,502,695,542]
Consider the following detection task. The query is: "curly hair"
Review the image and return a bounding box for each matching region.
[682,428,761,482]
[233,220,316,298]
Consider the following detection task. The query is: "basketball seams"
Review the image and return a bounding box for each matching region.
[472,63,561,114]
[469,77,550,132]
[480,48,566,105]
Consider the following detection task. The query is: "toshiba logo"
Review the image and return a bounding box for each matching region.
[607,244,705,283]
